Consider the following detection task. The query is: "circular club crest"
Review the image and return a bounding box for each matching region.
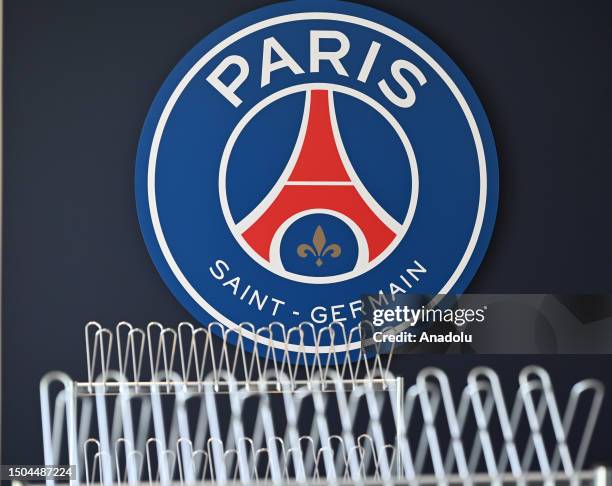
[135,0,498,357]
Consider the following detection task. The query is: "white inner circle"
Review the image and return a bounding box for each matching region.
[146,12,489,353]
[218,84,418,284]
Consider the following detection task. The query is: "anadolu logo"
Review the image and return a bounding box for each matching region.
[135,0,498,358]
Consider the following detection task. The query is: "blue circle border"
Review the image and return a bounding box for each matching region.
[134,0,499,359]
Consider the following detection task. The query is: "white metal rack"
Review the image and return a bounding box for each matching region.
[39,322,608,485]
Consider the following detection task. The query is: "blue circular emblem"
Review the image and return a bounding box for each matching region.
[135,0,498,358]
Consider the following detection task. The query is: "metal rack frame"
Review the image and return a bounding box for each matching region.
[38,322,608,485]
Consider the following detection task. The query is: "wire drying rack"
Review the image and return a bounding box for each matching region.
[39,321,609,485]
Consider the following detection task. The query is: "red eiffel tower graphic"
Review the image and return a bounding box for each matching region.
[238,89,399,266]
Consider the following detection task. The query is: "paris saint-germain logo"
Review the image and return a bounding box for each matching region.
[135,0,499,357]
